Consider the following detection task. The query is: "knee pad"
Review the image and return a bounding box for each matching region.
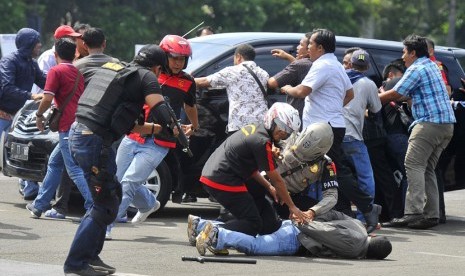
[90,195,120,226]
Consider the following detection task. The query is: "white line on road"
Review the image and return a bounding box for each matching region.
[416,252,465,259]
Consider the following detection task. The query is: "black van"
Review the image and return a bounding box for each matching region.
[2,32,465,212]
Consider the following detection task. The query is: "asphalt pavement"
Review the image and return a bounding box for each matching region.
[1,173,465,276]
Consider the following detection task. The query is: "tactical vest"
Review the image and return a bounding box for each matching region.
[76,62,141,141]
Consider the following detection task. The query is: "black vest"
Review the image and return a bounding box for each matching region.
[76,62,141,141]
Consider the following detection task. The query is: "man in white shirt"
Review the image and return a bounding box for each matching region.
[282,29,381,233]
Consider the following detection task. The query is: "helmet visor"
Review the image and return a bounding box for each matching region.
[274,118,294,137]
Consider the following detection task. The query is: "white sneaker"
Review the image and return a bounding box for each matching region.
[105,223,114,240]
[131,201,161,224]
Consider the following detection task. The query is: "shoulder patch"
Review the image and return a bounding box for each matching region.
[102,62,125,72]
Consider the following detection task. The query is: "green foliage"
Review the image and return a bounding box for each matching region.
[1,0,464,60]
[0,0,27,33]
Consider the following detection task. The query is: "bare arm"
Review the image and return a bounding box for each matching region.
[343,88,354,106]
[35,93,54,131]
[271,49,296,63]
[195,77,211,88]
[130,93,165,135]
[251,171,278,202]
[183,103,199,136]
[266,170,309,221]
[379,89,403,105]
[281,84,312,98]
[267,77,280,89]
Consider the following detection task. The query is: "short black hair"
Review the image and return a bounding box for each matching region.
[403,34,429,58]
[344,47,361,55]
[73,23,91,33]
[235,44,255,61]
[196,26,214,37]
[82,27,105,49]
[312,28,336,53]
[134,44,167,69]
[383,58,406,80]
[54,38,76,61]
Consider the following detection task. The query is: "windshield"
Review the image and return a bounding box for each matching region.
[185,42,232,75]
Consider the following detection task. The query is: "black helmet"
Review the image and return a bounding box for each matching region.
[134,44,167,70]
[366,236,392,260]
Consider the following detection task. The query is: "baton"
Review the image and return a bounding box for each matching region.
[181,256,257,264]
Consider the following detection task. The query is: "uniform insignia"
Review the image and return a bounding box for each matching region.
[310,164,318,173]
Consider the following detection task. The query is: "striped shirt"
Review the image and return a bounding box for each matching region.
[394,57,455,126]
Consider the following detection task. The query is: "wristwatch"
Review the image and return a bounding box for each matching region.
[192,126,200,133]
[36,112,44,118]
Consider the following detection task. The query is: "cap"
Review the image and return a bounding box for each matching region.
[135,44,167,69]
[350,49,370,67]
[54,25,82,39]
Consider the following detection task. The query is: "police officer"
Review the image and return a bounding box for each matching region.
[199,102,309,239]
[63,45,175,276]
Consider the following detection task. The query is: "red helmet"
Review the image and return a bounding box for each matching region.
[159,35,192,57]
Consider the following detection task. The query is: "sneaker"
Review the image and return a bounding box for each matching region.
[26,203,41,218]
[196,221,224,256]
[64,265,108,276]
[89,257,116,274]
[44,208,66,219]
[105,223,114,241]
[131,200,160,224]
[116,215,128,223]
[187,214,200,246]
[363,204,382,234]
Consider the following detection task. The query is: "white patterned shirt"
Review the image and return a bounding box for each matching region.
[207,61,269,132]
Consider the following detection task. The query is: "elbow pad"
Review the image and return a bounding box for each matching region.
[149,101,174,129]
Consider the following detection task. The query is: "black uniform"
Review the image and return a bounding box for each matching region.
[64,63,162,273]
[200,124,281,236]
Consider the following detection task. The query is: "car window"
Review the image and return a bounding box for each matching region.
[253,44,297,77]
[334,47,387,87]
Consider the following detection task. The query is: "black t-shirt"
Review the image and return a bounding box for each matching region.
[158,71,196,118]
[200,124,277,191]
[273,58,312,118]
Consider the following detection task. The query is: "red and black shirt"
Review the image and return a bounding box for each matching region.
[200,124,276,192]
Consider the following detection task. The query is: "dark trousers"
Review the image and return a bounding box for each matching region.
[204,180,281,236]
[328,127,373,215]
[366,138,404,220]
[64,123,118,271]
[53,172,73,214]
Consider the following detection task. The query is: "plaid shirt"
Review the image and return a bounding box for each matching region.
[394,57,455,126]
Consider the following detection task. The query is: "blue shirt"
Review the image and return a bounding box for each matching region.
[393,57,455,126]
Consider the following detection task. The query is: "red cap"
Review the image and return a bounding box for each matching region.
[54,25,82,39]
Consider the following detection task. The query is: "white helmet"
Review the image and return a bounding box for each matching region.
[264,102,301,135]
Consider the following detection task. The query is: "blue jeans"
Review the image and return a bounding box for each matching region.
[1,118,39,197]
[64,122,117,271]
[341,137,375,220]
[115,136,168,219]
[216,220,300,256]
[0,118,12,135]
[33,131,93,212]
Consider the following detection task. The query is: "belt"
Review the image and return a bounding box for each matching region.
[0,109,13,121]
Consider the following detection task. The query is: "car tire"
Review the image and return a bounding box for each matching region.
[127,160,172,216]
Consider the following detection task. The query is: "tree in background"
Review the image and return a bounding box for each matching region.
[0,0,463,61]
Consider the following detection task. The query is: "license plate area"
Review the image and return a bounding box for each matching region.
[11,142,29,161]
